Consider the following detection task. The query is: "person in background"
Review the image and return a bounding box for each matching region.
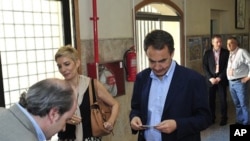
[129,30,212,141]
[202,34,229,126]
[0,78,77,141]
[55,45,119,141]
[226,37,250,125]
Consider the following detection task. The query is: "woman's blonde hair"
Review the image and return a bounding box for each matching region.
[55,45,79,62]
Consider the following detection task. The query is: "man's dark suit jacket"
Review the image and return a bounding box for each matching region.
[202,47,229,87]
[129,63,212,141]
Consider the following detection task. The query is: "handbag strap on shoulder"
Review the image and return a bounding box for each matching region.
[89,78,97,105]
[91,79,97,102]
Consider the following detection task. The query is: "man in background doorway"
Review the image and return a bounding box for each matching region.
[202,34,229,126]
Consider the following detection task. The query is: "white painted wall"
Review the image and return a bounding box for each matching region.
[78,0,249,39]
[79,0,134,39]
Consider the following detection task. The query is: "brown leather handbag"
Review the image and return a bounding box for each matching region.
[89,79,112,137]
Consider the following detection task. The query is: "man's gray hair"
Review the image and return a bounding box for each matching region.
[19,78,74,117]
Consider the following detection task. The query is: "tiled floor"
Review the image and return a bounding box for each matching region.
[201,96,237,141]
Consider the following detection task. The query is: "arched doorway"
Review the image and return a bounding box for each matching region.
[134,0,184,71]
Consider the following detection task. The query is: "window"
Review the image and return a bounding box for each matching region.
[135,4,181,72]
[0,0,76,108]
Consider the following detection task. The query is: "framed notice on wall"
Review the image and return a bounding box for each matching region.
[235,0,246,29]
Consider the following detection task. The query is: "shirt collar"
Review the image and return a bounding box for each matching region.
[16,103,46,141]
[213,48,220,53]
[150,60,176,80]
[230,47,239,55]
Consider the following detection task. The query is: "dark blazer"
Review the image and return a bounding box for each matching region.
[0,104,39,141]
[130,64,212,141]
[202,47,229,86]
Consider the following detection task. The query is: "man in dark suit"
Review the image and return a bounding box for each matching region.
[129,30,212,141]
[203,34,229,126]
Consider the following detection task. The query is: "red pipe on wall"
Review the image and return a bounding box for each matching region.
[90,0,99,63]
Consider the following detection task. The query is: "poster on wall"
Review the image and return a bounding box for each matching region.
[234,34,243,48]
[235,0,246,29]
[187,37,202,61]
[242,35,249,52]
[221,34,231,48]
[202,36,211,56]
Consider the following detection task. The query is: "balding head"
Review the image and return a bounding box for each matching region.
[19,78,75,117]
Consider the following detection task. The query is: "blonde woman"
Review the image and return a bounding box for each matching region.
[55,45,119,141]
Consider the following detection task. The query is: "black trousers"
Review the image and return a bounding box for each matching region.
[208,83,228,121]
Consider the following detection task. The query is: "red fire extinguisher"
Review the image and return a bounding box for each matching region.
[123,46,137,82]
